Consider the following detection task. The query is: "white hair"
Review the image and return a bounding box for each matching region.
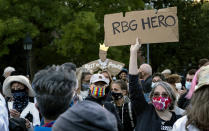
[140,64,152,75]
[3,66,15,76]
[161,69,171,74]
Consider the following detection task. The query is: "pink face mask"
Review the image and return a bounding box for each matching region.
[152,96,171,111]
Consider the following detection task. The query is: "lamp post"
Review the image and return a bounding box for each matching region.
[144,3,150,64]
[23,34,33,77]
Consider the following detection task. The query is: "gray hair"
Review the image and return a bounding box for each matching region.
[32,65,76,120]
[140,64,152,75]
[149,81,176,110]
[3,66,15,76]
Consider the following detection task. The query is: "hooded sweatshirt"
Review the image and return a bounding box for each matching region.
[52,100,118,131]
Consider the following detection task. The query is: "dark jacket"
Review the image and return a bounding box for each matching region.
[141,75,152,93]
[129,75,181,131]
[177,91,190,109]
[86,96,123,131]
[112,101,136,131]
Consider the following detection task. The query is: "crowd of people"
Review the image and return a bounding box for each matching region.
[0,39,209,131]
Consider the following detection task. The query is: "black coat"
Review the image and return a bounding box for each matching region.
[129,75,181,131]
[177,91,190,109]
[112,101,136,131]
[141,75,152,93]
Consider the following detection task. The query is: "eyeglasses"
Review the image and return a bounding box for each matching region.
[153,92,168,98]
[186,79,193,82]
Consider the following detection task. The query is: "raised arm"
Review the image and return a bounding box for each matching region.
[129,38,148,116]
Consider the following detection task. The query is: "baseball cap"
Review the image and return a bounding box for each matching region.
[90,74,109,85]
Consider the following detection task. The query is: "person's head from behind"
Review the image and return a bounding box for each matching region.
[186,65,209,130]
[52,100,118,131]
[89,74,109,99]
[185,69,196,90]
[3,66,15,78]
[138,64,152,80]
[61,62,76,72]
[149,81,176,112]
[111,80,128,101]
[32,65,76,121]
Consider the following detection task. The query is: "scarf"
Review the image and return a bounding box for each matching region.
[12,89,29,113]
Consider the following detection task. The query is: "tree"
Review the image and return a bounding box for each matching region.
[1,0,208,78]
[148,1,209,74]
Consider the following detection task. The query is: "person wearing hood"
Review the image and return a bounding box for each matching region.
[3,75,40,129]
[128,38,181,131]
[85,73,123,131]
[52,100,118,131]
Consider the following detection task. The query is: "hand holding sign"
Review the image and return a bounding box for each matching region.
[130,37,141,53]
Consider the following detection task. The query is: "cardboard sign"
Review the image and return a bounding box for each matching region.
[104,7,179,46]
[82,59,125,76]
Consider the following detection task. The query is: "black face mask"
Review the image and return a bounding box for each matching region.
[111,91,123,100]
[11,89,29,113]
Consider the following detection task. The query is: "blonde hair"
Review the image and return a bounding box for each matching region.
[186,86,209,130]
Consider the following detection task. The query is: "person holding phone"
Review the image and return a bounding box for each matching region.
[3,75,40,129]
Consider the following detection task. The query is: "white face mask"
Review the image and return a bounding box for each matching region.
[151,82,155,88]
[175,83,182,90]
[185,81,192,90]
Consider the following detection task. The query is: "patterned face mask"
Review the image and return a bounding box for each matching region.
[90,85,106,98]
[11,89,29,113]
[152,96,171,111]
